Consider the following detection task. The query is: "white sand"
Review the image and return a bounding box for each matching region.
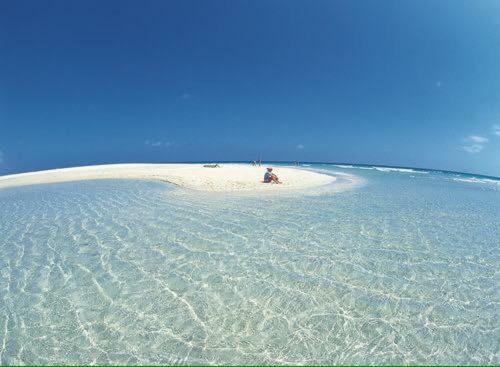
[0,163,336,192]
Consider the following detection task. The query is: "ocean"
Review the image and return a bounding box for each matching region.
[0,163,498,364]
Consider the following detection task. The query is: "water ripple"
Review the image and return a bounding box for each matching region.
[0,176,498,364]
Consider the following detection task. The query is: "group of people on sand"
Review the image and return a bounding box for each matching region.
[205,161,282,184]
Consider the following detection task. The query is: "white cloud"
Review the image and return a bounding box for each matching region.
[462,127,500,154]
[468,135,488,143]
[145,140,172,148]
[297,144,304,150]
[493,124,500,136]
[463,144,484,154]
[462,135,489,154]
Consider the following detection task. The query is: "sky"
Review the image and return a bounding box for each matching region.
[1,0,500,177]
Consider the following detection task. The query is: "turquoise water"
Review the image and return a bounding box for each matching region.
[0,164,498,365]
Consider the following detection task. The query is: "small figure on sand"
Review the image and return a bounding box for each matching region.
[264,167,281,184]
[251,160,257,166]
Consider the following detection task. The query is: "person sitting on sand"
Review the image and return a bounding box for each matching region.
[264,167,281,184]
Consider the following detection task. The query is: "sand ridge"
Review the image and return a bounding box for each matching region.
[0,163,336,192]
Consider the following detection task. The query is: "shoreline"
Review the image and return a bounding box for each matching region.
[0,163,337,192]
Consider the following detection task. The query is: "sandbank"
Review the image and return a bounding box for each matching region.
[0,163,337,192]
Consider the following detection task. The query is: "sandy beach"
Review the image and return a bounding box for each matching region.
[0,163,336,192]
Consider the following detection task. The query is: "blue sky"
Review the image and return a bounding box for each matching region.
[1,0,500,177]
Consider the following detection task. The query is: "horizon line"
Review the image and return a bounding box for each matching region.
[1,160,499,180]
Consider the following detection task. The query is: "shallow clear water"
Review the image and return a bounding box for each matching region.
[0,164,498,365]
